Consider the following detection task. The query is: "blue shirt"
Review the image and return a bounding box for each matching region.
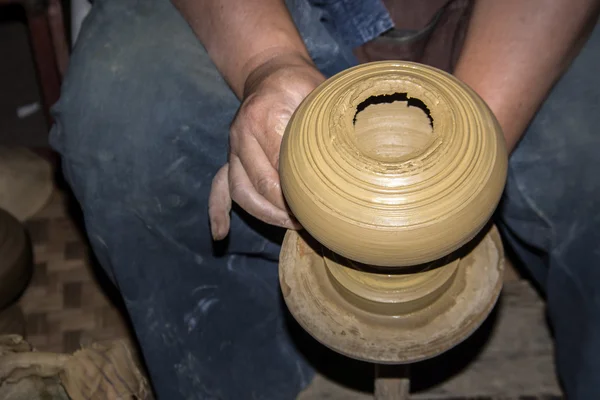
[309,0,394,48]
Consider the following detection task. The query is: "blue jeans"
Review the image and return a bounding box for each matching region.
[50,0,600,398]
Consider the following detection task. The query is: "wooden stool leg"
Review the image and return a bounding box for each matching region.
[374,364,410,400]
[47,0,69,76]
[25,6,62,125]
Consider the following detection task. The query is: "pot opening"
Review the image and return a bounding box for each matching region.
[353,93,435,162]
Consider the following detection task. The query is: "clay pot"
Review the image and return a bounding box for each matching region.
[0,208,32,310]
[280,61,507,267]
[0,146,53,222]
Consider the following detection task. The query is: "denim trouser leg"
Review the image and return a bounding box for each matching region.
[499,22,600,399]
[49,0,355,398]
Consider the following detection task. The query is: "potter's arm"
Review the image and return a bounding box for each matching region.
[454,0,600,153]
[172,0,326,237]
[171,0,312,98]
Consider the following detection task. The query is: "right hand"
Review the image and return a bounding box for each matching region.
[208,54,326,240]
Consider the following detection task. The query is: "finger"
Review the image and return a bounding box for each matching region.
[237,134,288,211]
[229,155,299,229]
[208,164,232,240]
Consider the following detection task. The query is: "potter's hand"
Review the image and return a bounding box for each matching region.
[208,55,325,240]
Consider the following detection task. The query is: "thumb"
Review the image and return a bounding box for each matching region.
[208,163,232,240]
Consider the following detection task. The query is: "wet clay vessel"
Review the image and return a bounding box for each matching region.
[280,61,507,267]
[279,61,508,363]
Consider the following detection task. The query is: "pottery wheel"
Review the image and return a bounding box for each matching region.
[279,226,504,364]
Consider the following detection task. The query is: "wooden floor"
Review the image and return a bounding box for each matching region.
[17,188,130,354]
[15,184,563,399]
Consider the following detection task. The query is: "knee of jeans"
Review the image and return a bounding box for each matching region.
[50,0,237,179]
[50,31,237,206]
[50,59,236,260]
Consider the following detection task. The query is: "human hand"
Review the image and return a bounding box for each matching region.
[208,54,326,240]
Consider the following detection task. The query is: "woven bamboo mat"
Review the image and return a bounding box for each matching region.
[17,188,132,354]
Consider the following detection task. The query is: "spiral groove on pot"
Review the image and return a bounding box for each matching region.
[280,61,507,267]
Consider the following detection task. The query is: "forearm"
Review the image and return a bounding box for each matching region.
[172,0,312,98]
[454,0,600,153]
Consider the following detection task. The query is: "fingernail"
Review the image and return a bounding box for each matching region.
[210,221,223,241]
[284,218,302,230]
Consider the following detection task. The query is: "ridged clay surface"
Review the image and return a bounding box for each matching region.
[279,226,504,363]
[280,61,507,267]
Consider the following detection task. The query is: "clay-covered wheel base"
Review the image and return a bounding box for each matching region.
[279,226,504,364]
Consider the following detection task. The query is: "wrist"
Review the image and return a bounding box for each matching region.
[242,50,320,97]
